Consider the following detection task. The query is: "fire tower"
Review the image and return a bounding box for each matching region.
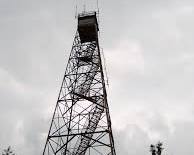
[43,11,116,155]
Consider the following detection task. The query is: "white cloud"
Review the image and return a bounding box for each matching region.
[105,40,145,75]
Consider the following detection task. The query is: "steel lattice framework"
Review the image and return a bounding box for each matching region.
[43,12,116,155]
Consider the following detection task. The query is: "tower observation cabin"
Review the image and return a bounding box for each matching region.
[78,12,99,43]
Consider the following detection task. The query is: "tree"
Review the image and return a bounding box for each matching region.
[2,146,15,155]
[150,144,156,155]
[156,142,163,155]
[150,142,164,155]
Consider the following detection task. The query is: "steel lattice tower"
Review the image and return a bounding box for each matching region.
[43,12,116,155]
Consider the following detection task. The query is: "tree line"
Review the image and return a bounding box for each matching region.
[1,142,164,155]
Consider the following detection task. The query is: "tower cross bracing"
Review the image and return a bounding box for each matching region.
[43,12,116,155]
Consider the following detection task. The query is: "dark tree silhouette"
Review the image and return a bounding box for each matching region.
[2,146,15,155]
[150,142,164,155]
[150,144,156,155]
[156,142,163,155]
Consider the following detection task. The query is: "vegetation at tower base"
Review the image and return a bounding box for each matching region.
[43,11,116,155]
[2,146,15,155]
[150,142,164,155]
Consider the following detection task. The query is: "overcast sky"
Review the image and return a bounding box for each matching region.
[1,0,194,154]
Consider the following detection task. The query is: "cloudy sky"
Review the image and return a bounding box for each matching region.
[1,0,194,154]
